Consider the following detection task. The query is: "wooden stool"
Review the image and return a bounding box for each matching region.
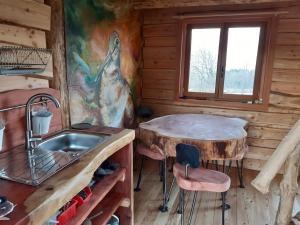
[173,144,231,225]
[134,143,171,212]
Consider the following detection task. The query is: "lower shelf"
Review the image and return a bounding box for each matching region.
[90,193,130,225]
[65,167,126,225]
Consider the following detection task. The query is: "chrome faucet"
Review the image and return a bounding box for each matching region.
[25,93,60,151]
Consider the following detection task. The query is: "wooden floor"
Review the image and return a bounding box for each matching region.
[134,160,300,225]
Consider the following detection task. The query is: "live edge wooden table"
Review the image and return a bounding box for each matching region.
[138,114,248,211]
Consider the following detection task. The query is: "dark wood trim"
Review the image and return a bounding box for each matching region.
[259,15,278,108]
[217,23,228,98]
[45,0,70,128]
[174,9,288,19]
[252,22,268,100]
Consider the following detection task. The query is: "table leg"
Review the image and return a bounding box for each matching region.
[214,160,219,171]
[236,159,245,188]
[205,160,210,168]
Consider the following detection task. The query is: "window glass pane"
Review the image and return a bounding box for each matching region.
[224,27,261,95]
[188,28,220,93]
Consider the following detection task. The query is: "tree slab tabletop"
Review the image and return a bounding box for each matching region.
[139,114,248,160]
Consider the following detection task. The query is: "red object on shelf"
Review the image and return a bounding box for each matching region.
[73,186,93,207]
[57,199,78,225]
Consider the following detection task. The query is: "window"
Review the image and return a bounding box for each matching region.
[178,16,274,107]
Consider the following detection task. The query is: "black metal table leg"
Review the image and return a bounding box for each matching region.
[214,160,219,171]
[236,159,245,188]
[226,160,232,175]
[206,160,210,168]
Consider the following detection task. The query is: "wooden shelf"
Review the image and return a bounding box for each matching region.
[90,193,130,225]
[65,167,126,225]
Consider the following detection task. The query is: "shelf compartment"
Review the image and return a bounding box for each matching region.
[65,167,126,225]
[90,193,130,225]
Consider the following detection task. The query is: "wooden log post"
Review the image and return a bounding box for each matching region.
[251,119,300,194]
[275,142,300,225]
[45,0,70,128]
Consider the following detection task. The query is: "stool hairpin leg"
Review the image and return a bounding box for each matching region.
[221,192,226,225]
[159,158,168,212]
[219,160,231,210]
[178,191,198,225]
[159,160,163,182]
[134,156,145,192]
[187,191,198,225]
[179,188,185,225]
[236,159,245,188]
[166,177,175,203]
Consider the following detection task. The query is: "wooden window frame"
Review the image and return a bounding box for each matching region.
[177,14,277,111]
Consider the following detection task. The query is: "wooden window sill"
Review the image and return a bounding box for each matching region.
[175,97,268,112]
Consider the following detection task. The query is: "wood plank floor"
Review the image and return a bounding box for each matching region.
[134,160,300,225]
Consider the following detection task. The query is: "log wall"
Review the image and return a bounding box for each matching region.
[0,0,52,92]
[140,3,300,171]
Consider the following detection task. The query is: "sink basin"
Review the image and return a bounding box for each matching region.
[38,131,108,153]
[0,130,110,186]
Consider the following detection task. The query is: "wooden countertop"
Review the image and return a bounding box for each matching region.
[0,127,135,225]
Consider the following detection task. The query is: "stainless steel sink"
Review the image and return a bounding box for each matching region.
[0,130,110,186]
[38,132,107,153]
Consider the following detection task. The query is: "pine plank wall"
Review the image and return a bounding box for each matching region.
[139,3,300,171]
[0,0,52,92]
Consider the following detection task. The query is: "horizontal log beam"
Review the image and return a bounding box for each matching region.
[133,0,293,9]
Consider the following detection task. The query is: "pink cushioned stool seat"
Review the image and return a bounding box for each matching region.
[173,163,231,192]
[137,143,165,161]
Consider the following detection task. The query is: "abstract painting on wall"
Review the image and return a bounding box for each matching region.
[64,0,141,128]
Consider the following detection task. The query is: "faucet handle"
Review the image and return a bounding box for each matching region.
[29,136,42,149]
[30,137,42,142]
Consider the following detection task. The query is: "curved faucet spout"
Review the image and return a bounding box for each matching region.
[25,93,61,150]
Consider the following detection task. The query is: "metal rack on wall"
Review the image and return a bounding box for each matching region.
[0,46,51,75]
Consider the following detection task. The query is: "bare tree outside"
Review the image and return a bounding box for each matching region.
[188,49,217,93]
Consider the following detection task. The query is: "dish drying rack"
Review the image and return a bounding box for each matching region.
[0,46,51,75]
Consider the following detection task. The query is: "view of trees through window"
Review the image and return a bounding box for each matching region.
[188,28,220,93]
[187,26,261,97]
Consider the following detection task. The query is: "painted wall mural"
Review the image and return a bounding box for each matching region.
[64,0,141,128]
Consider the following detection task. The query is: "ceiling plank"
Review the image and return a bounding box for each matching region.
[133,0,294,9]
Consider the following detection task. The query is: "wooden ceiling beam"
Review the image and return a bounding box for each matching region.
[132,0,295,10]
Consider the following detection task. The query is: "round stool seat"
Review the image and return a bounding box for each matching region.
[173,163,231,193]
[137,143,165,161]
